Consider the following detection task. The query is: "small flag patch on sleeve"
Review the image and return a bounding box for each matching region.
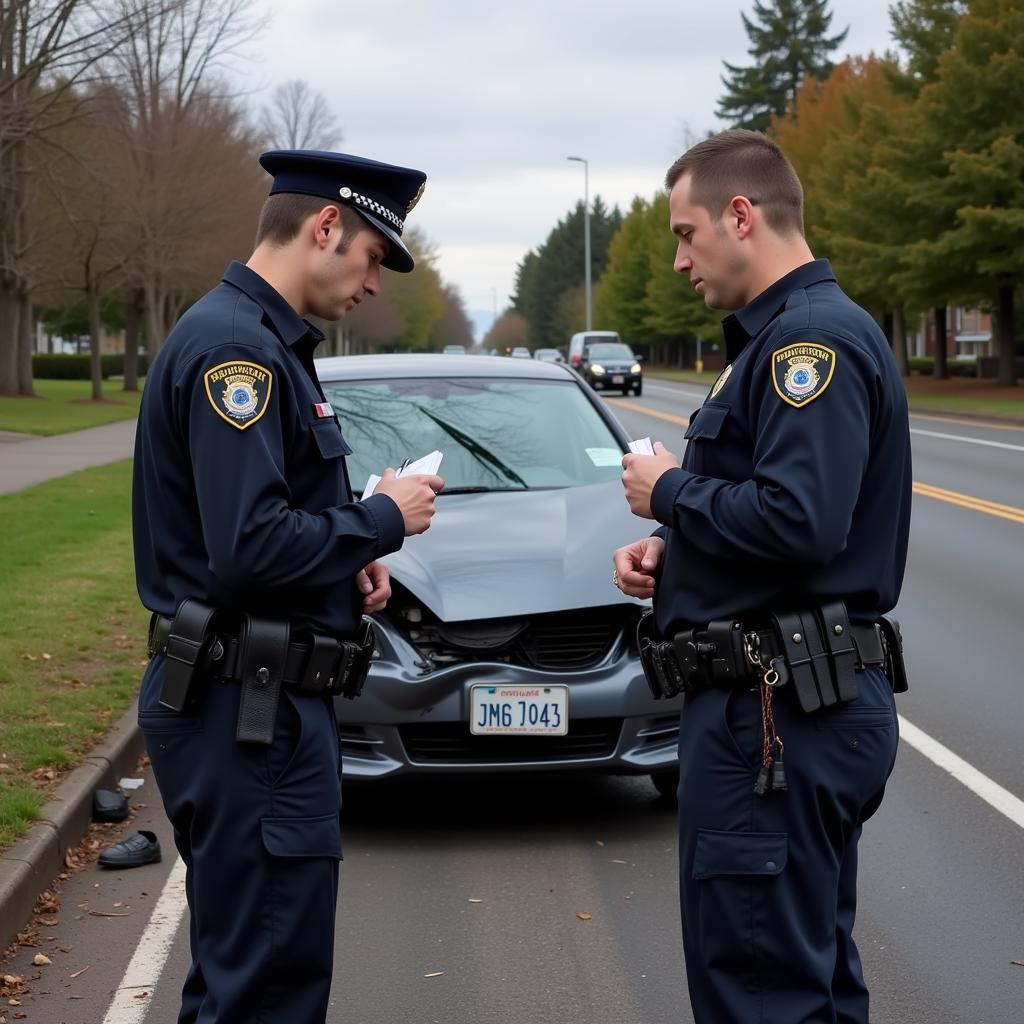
[313,402,334,418]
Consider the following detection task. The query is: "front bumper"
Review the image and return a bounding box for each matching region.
[590,371,641,390]
[334,624,682,779]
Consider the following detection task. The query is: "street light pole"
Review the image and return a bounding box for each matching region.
[567,156,592,331]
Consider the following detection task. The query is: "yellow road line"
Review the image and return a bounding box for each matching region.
[609,400,1024,525]
[606,398,691,428]
[912,482,1024,525]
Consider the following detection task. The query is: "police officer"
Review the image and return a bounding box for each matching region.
[132,150,443,1023]
[614,129,911,1024]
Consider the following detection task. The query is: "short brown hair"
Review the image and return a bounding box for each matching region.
[255,193,367,252]
[665,129,804,236]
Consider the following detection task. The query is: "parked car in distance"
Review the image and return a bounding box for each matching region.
[568,330,620,368]
[534,348,565,363]
[579,342,643,396]
[442,344,467,355]
[317,354,682,797]
[510,346,532,359]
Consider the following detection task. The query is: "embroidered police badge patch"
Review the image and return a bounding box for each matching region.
[203,360,273,430]
[771,343,836,408]
[710,362,733,399]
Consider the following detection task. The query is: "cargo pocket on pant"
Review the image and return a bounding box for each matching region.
[691,829,787,979]
[261,813,342,860]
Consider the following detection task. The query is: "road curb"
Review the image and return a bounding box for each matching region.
[0,700,144,952]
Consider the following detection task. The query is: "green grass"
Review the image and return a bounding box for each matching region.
[0,460,147,851]
[646,368,721,385]
[904,391,1024,419]
[649,367,1024,420]
[0,379,143,436]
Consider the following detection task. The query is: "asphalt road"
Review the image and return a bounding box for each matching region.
[5,377,1022,1024]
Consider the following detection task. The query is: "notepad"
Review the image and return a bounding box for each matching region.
[362,450,444,500]
[628,437,655,456]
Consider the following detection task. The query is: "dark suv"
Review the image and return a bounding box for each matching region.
[579,342,643,396]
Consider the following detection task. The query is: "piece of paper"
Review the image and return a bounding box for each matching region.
[586,447,625,467]
[628,437,655,456]
[362,451,444,500]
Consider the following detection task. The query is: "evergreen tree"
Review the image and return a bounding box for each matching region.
[718,0,849,131]
[510,198,621,346]
[888,0,966,94]
[596,197,652,344]
[901,0,1024,386]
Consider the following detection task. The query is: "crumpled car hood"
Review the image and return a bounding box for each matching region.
[382,482,650,622]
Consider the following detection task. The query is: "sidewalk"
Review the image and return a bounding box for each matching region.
[0,419,137,495]
[0,416,144,953]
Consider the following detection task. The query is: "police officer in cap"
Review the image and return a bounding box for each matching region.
[132,150,443,1023]
[614,129,910,1023]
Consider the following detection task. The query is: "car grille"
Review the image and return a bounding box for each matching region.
[399,718,623,764]
[406,607,637,672]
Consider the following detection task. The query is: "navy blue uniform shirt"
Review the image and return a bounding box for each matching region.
[650,259,912,637]
[133,261,405,637]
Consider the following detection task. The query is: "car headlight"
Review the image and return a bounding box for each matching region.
[631,363,642,374]
[591,364,605,375]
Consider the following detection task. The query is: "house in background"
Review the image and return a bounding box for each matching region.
[907,306,994,360]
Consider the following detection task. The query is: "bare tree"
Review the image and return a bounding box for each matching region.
[35,85,139,400]
[106,0,267,357]
[0,0,140,395]
[261,79,342,150]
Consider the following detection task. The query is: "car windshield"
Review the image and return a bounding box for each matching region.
[586,344,635,361]
[323,377,626,493]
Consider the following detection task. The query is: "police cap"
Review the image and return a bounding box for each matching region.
[259,149,427,273]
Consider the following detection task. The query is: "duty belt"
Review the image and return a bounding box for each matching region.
[638,607,888,708]
[148,612,375,701]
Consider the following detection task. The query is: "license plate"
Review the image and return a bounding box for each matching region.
[470,685,569,735]
[611,375,624,384]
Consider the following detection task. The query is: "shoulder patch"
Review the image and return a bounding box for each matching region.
[710,362,733,398]
[203,360,273,430]
[771,343,836,408]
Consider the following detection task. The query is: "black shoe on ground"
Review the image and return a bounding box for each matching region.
[97,830,162,869]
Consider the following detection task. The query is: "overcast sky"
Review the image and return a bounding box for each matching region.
[248,0,898,332]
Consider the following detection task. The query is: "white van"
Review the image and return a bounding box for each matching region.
[568,330,621,368]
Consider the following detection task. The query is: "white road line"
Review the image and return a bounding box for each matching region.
[102,856,187,1024]
[898,715,1024,830]
[909,427,1024,453]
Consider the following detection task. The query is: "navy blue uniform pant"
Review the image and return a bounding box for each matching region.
[139,656,343,1024]
[677,668,898,1024]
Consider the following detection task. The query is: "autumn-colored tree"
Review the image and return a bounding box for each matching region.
[481,310,528,353]
[429,285,475,350]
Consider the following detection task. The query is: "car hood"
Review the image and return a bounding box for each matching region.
[383,482,650,622]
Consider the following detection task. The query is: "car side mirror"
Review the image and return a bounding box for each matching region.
[636,355,645,363]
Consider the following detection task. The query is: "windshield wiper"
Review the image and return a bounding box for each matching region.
[440,486,529,495]
[416,408,529,488]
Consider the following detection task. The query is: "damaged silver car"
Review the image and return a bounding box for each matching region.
[319,354,682,797]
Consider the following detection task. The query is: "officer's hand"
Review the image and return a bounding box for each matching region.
[374,469,445,536]
[612,536,665,600]
[621,442,679,519]
[356,561,391,613]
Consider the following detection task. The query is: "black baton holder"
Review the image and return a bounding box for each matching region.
[159,599,220,712]
[879,616,909,693]
[235,614,289,745]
